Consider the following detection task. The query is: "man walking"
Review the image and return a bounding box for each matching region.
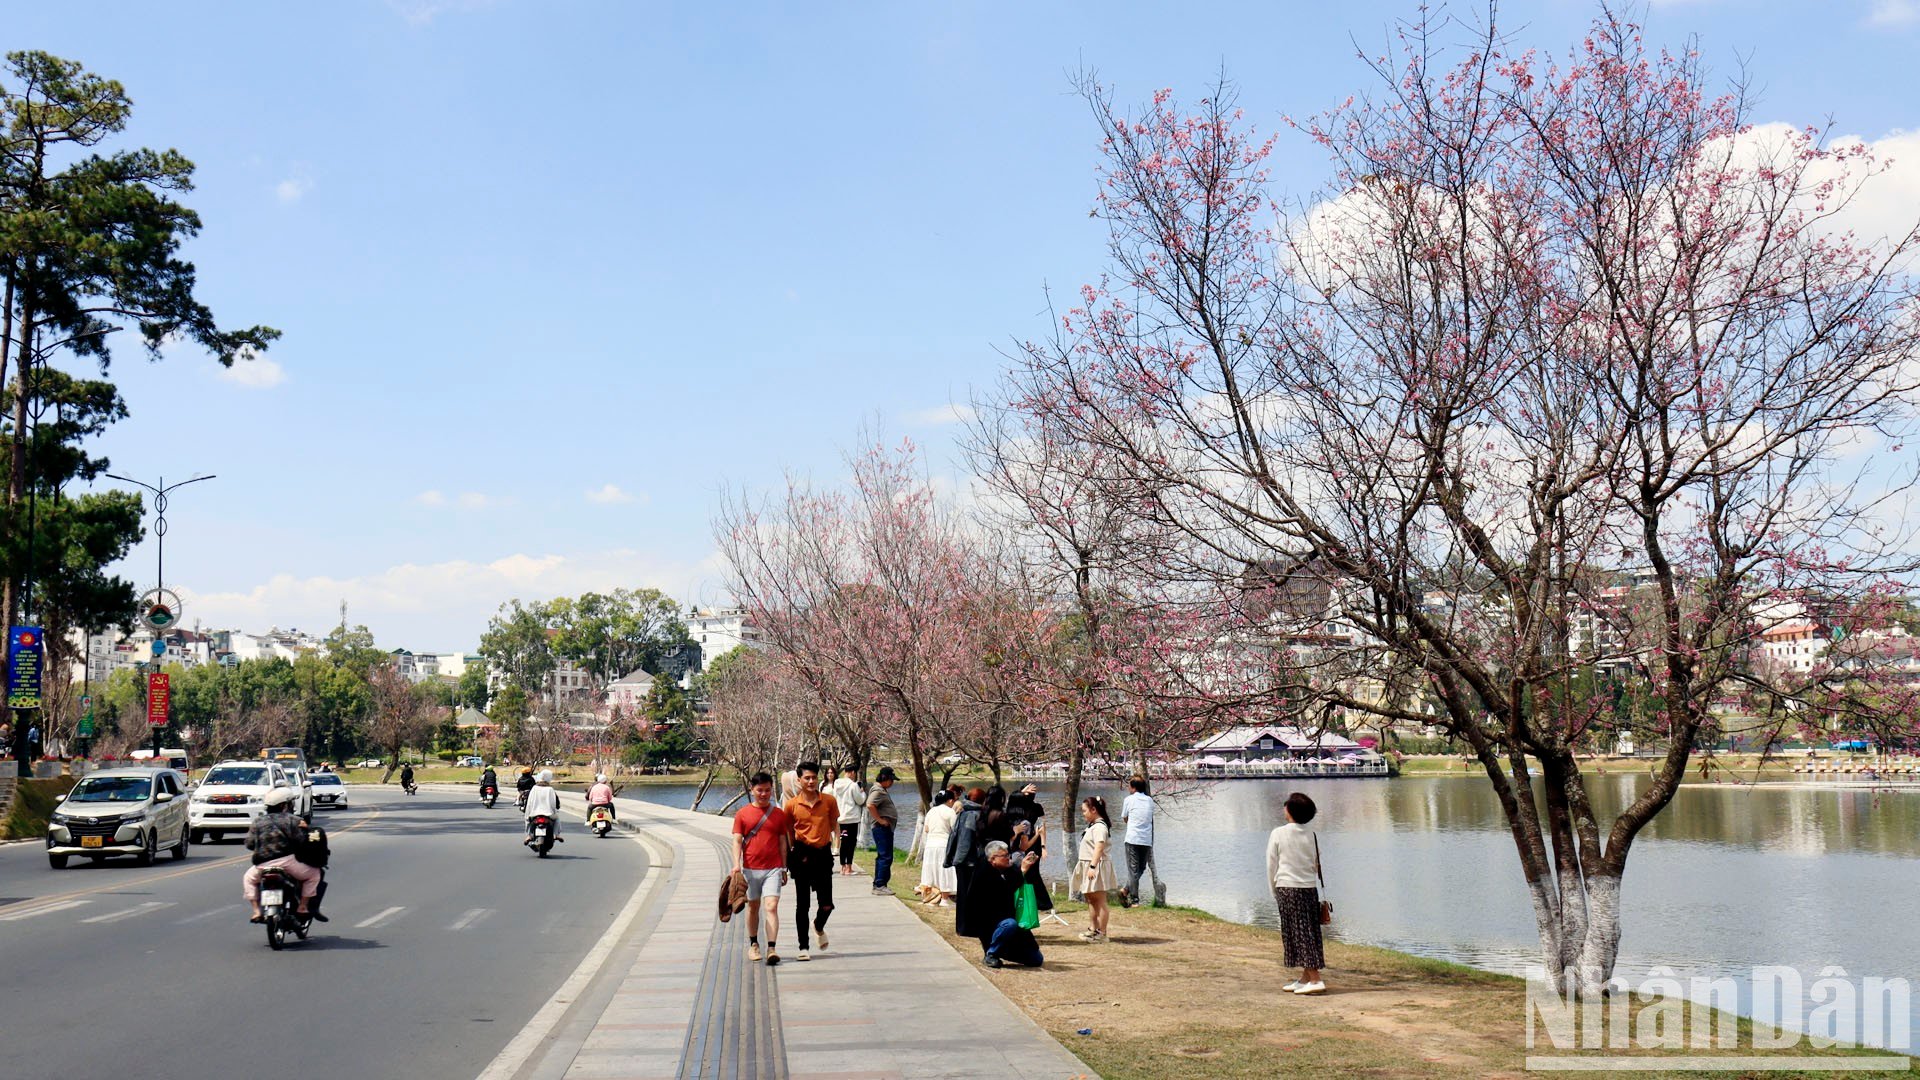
[831,765,866,877]
[731,771,791,965]
[867,766,899,895]
[783,760,839,961]
[1120,776,1160,907]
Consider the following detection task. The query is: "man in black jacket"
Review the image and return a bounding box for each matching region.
[964,841,1043,968]
[243,788,324,923]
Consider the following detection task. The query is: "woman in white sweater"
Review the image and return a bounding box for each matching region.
[1264,791,1326,994]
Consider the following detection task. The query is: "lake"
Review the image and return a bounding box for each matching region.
[629,774,1920,1048]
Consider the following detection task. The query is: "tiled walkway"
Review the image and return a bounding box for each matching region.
[498,795,1094,1080]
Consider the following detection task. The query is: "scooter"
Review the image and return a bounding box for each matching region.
[258,867,325,950]
[479,783,498,809]
[515,789,529,812]
[402,779,418,796]
[527,814,559,857]
[588,804,614,838]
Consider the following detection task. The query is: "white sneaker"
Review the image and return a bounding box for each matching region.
[1291,981,1326,995]
[814,929,828,950]
[1282,980,1302,992]
[797,948,811,962]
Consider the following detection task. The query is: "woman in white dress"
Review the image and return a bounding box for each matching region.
[919,790,960,905]
[1076,796,1117,941]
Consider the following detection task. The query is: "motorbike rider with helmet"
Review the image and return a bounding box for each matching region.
[523,769,562,845]
[243,787,326,923]
[587,772,618,820]
[479,763,499,800]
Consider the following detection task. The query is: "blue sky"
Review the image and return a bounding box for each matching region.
[11,0,1918,649]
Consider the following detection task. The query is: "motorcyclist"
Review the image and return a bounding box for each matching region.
[479,764,499,797]
[587,772,618,821]
[524,769,562,845]
[243,788,326,923]
[399,762,416,792]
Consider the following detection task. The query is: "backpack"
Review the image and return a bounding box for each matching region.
[295,822,332,869]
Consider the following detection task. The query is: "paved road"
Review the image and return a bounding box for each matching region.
[0,785,648,1079]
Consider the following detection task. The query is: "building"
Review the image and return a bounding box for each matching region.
[1188,724,1366,762]
[604,667,655,719]
[686,607,761,664]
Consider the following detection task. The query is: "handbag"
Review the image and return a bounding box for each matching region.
[1014,882,1040,930]
[1314,834,1333,925]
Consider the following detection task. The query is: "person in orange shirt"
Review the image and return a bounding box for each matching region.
[783,760,841,961]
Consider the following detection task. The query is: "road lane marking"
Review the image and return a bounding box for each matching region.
[81,901,173,924]
[356,905,406,929]
[449,907,492,931]
[0,803,387,919]
[177,908,229,924]
[0,899,89,921]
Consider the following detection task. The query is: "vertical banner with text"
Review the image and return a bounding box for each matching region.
[147,672,171,728]
[5,626,44,710]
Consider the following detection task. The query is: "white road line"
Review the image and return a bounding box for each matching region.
[356,905,406,929]
[80,901,173,924]
[0,899,90,921]
[448,907,492,931]
[176,907,230,924]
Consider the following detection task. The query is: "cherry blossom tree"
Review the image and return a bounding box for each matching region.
[1000,9,1920,994]
[717,439,979,809]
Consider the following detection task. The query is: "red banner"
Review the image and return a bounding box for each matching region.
[147,672,170,727]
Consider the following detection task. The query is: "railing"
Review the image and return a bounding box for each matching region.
[1005,757,1392,781]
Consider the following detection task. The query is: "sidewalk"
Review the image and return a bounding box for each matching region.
[490,794,1096,1080]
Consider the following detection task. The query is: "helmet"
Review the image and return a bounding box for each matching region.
[595,773,608,784]
[537,770,554,784]
[263,787,296,809]
[522,765,534,773]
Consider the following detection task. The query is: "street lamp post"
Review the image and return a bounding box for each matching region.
[101,471,215,758]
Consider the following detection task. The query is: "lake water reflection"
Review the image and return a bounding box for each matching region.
[631,774,1920,1045]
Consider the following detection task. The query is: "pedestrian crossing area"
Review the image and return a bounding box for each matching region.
[0,897,546,933]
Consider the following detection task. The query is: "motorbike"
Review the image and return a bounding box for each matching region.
[259,867,324,950]
[527,814,558,857]
[588,804,614,838]
[515,789,529,812]
[479,783,498,809]
[402,778,418,796]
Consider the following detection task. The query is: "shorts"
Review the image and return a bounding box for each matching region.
[743,866,784,902]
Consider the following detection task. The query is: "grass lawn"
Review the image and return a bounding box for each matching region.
[850,846,1915,1079]
[0,776,77,840]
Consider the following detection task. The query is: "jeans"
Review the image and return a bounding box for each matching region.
[788,841,835,947]
[871,824,895,887]
[1124,842,1156,902]
[986,918,1044,967]
[837,822,859,866]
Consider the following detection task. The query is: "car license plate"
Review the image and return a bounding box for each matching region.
[213,809,245,816]
[317,795,335,802]
[80,835,103,848]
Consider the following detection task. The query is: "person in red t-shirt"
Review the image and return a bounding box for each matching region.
[732,771,791,964]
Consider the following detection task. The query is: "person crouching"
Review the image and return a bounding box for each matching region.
[964,840,1043,969]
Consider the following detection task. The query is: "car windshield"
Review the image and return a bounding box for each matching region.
[68,777,153,802]
[204,766,268,786]
[310,775,342,786]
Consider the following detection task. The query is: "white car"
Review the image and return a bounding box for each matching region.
[46,767,192,868]
[308,771,350,810]
[188,759,305,842]
[356,758,383,769]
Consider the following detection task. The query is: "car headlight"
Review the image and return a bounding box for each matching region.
[49,811,71,825]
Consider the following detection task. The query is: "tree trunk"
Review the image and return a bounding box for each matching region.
[689,762,719,811]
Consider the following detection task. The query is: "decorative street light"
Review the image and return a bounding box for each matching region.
[100,471,216,758]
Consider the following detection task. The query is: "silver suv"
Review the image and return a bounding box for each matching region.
[46,767,192,869]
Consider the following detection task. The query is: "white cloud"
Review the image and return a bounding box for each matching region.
[177,547,730,648]
[585,483,638,505]
[414,490,447,507]
[387,0,497,25]
[275,176,311,203]
[1869,0,1919,26]
[456,492,495,510]
[902,403,977,427]
[217,355,287,389]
